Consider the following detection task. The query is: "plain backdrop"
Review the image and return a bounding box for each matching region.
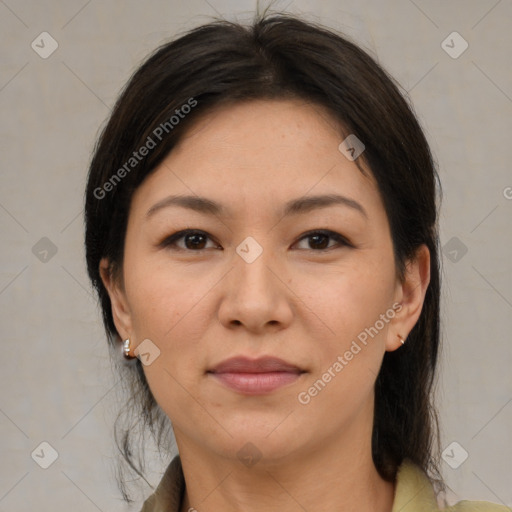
[0,1,511,510]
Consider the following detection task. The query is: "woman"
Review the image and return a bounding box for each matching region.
[84,11,509,512]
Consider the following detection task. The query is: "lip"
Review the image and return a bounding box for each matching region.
[208,356,305,395]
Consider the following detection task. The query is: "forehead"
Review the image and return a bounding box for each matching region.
[172,98,358,170]
[130,99,382,221]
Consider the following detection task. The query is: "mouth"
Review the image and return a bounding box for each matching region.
[207,356,306,395]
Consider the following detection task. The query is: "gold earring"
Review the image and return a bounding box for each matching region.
[397,334,405,345]
[123,338,134,359]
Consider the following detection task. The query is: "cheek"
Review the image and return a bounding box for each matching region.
[123,256,220,393]
[299,260,397,408]
[126,268,212,416]
[127,271,208,344]
[306,259,396,340]
[295,270,396,421]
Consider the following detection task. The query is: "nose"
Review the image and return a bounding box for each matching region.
[217,244,293,334]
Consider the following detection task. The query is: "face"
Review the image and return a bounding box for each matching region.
[102,99,429,465]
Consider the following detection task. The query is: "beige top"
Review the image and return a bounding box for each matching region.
[139,455,510,512]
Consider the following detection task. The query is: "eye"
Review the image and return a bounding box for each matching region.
[294,230,351,251]
[160,229,220,251]
[160,228,351,252]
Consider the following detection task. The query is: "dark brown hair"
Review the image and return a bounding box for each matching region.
[85,10,443,502]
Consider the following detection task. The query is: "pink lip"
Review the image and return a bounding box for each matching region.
[208,356,304,395]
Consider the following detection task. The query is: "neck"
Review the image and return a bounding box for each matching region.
[176,423,396,512]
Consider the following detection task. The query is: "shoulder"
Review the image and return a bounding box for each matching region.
[392,459,510,512]
[139,455,185,512]
[445,502,511,511]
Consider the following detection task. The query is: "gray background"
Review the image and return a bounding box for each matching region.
[1,0,511,510]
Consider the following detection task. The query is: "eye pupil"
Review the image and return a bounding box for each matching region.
[185,233,207,250]
[309,234,329,250]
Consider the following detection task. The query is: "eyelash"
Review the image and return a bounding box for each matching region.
[159,229,352,252]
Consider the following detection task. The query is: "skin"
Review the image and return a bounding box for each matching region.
[100,98,430,512]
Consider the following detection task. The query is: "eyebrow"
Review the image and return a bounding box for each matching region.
[146,193,367,219]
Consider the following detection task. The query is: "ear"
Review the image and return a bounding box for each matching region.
[386,244,431,352]
[99,257,133,343]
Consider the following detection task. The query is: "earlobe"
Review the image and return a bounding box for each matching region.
[386,244,431,352]
[99,258,133,341]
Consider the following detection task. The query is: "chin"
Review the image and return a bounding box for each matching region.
[202,414,310,465]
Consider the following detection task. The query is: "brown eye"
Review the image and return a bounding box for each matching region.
[294,230,351,251]
[160,230,219,251]
[307,233,330,250]
[183,232,208,249]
